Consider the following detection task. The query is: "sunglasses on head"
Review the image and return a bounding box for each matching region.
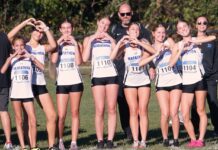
[120,12,131,17]
[197,21,208,25]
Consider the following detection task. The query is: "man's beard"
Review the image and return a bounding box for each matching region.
[122,20,131,27]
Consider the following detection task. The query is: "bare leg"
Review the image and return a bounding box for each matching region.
[92,85,106,141]
[181,93,196,140]
[105,84,118,140]
[37,93,57,147]
[195,91,207,141]
[22,101,37,148]
[156,90,170,140]
[69,92,82,142]
[124,88,139,141]
[170,89,182,139]
[57,94,69,139]
[138,87,150,141]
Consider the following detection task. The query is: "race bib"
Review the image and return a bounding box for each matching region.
[14,70,29,82]
[183,64,197,73]
[59,62,75,71]
[95,58,112,68]
[128,64,145,74]
[33,66,42,73]
[159,66,176,75]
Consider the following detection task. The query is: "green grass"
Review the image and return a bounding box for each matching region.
[0,66,218,150]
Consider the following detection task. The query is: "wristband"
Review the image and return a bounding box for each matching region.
[44,26,49,32]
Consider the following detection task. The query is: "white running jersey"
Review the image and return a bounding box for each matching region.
[123,44,150,86]
[26,44,46,85]
[56,42,82,85]
[10,57,33,98]
[91,40,117,78]
[179,41,205,85]
[154,49,182,87]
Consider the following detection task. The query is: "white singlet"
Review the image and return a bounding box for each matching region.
[123,44,150,86]
[56,42,83,85]
[154,49,182,87]
[10,57,33,98]
[91,39,117,78]
[179,41,205,85]
[26,44,46,85]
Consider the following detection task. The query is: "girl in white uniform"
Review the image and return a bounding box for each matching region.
[7,18,57,150]
[139,24,182,147]
[1,36,44,150]
[111,23,155,148]
[83,16,118,149]
[170,20,216,148]
[51,20,83,150]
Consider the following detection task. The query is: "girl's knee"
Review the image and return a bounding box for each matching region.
[29,117,37,128]
[108,106,116,115]
[170,111,178,119]
[130,108,138,116]
[197,108,206,116]
[71,110,79,118]
[48,113,57,123]
[161,111,170,119]
[58,114,66,123]
[139,108,148,116]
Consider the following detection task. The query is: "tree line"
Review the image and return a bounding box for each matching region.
[0,0,218,37]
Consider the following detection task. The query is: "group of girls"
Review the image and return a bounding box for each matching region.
[0,15,216,150]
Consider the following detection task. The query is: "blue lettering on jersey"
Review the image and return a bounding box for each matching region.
[96,56,110,60]
[14,70,29,74]
[61,58,74,62]
[60,51,75,55]
[31,51,44,55]
[183,61,196,65]
[159,62,168,67]
[130,63,139,66]
[93,43,111,48]
[128,55,140,61]
[13,66,31,70]
[207,43,212,48]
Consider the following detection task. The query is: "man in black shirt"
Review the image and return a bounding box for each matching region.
[109,2,153,139]
[0,32,13,149]
[191,16,218,135]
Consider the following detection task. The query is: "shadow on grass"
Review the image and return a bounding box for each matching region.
[1,125,218,148]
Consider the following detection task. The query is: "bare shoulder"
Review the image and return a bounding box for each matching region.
[140,38,149,44]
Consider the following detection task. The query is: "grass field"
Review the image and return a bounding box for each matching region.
[0,66,218,150]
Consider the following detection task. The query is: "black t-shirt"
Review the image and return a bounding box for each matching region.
[0,32,12,88]
[200,40,218,80]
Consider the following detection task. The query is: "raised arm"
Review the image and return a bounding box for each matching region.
[0,51,19,74]
[132,38,156,54]
[69,36,83,65]
[24,50,44,71]
[7,18,36,42]
[82,34,96,62]
[169,43,183,67]
[139,50,160,67]
[51,35,66,64]
[35,20,57,52]
[192,35,216,44]
[110,35,128,60]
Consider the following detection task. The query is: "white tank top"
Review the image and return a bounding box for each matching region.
[26,44,46,85]
[154,49,182,87]
[91,39,117,78]
[10,57,33,98]
[56,42,82,85]
[123,44,150,86]
[179,41,205,85]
